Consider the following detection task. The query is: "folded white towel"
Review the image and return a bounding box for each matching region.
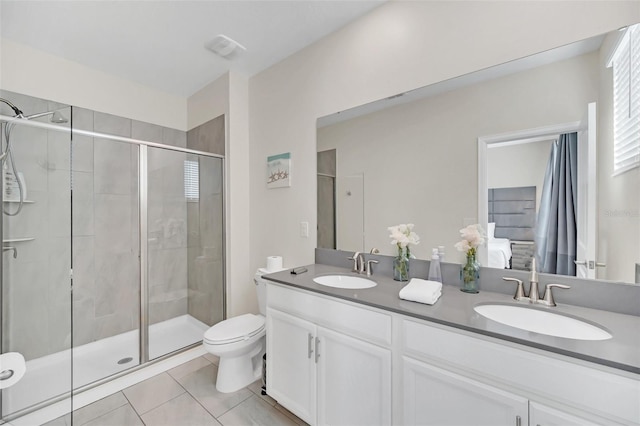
[399,278,443,305]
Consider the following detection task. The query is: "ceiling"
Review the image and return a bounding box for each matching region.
[0,0,385,97]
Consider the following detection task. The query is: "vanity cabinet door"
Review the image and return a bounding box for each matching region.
[529,402,606,426]
[316,326,391,426]
[266,308,317,424]
[402,356,528,426]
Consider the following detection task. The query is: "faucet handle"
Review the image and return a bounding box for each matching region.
[540,283,570,307]
[347,252,361,272]
[502,277,526,301]
[366,259,379,276]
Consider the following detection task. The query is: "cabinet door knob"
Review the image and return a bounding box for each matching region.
[308,333,313,359]
[515,415,521,426]
[314,337,320,363]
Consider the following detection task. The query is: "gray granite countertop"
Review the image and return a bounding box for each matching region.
[263,264,640,375]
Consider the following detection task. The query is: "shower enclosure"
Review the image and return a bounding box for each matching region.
[0,91,225,422]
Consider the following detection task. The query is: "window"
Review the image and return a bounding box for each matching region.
[609,24,640,175]
[184,159,199,201]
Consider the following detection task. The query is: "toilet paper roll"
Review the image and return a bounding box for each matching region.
[0,352,26,389]
[266,256,283,272]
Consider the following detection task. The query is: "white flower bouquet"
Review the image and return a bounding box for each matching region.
[454,224,485,257]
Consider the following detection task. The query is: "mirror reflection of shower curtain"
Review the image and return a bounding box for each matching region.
[535,133,578,275]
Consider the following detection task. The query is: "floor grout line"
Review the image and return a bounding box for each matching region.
[56,356,306,426]
[73,392,129,426]
[119,390,146,424]
[206,388,254,420]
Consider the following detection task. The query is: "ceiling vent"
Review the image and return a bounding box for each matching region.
[206,35,246,60]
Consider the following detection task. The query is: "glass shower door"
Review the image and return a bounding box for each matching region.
[71,133,141,389]
[147,147,224,360]
[1,102,73,419]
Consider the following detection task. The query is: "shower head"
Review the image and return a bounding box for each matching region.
[23,110,69,124]
[49,111,69,124]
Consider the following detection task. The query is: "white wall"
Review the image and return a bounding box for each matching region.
[187,73,228,131]
[487,140,554,214]
[249,1,639,274]
[0,39,187,130]
[186,72,252,316]
[226,73,252,315]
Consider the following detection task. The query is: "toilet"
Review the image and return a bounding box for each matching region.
[203,268,274,393]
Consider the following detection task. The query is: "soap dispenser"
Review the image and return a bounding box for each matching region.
[428,248,443,283]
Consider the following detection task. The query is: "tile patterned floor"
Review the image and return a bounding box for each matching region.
[43,354,307,426]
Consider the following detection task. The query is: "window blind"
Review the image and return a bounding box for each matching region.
[184,159,199,201]
[610,24,640,175]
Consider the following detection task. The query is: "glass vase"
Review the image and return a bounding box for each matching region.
[460,251,480,293]
[393,247,410,281]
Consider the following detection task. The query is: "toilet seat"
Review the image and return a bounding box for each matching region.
[204,313,265,345]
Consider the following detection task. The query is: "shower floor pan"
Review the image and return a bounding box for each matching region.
[2,314,209,416]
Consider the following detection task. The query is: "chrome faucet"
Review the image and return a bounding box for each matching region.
[503,258,570,306]
[528,258,540,303]
[365,258,379,276]
[348,252,363,273]
[347,252,379,276]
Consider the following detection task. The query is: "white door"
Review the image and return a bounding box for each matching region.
[530,401,602,426]
[402,357,528,426]
[576,102,597,279]
[316,327,391,426]
[336,173,364,252]
[266,308,317,424]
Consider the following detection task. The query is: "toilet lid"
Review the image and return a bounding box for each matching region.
[204,313,265,345]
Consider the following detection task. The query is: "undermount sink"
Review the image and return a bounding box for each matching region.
[474,304,612,341]
[313,275,377,289]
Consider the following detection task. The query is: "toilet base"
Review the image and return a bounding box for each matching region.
[215,342,265,393]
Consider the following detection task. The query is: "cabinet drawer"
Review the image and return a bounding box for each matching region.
[267,283,392,347]
[402,318,640,424]
[402,356,528,426]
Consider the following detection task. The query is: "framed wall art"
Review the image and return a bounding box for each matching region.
[267,152,291,188]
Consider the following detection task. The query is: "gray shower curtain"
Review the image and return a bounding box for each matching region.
[535,133,578,275]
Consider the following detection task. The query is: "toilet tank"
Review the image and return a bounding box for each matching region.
[255,267,287,315]
[254,268,271,315]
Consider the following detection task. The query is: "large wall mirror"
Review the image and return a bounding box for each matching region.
[316,25,639,286]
